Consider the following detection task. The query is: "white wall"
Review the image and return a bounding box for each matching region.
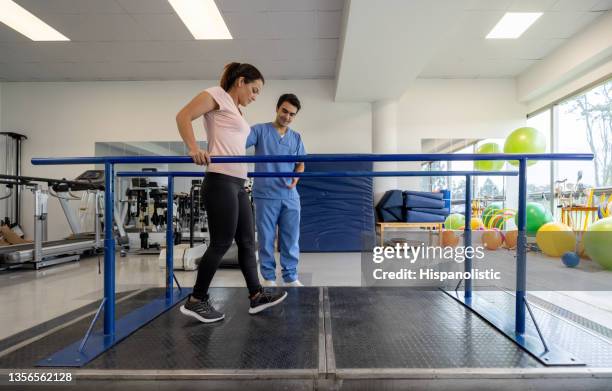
[396,79,527,193]
[1,77,530,239]
[0,79,371,240]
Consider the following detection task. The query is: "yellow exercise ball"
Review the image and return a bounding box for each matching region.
[471,218,485,230]
[535,222,576,257]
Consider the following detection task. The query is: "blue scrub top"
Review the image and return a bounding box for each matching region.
[246,122,306,199]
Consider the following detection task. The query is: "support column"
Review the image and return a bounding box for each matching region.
[372,100,398,203]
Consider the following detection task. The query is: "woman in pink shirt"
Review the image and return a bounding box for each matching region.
[176,63,287,323]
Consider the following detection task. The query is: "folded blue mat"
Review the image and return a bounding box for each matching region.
[403,191,444,200]
[378,190,403,208]
[379,209,398,222]
[404,195,446,209]
[404,211,446,223]
[379,206,403,222]
[410,207,450,216]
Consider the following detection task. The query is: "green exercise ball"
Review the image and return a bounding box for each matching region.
[514,202,553,234]
[444,213,465,230]
[474,143,504,171]
[482,203,502,227]
[583,217,612,270]
[504,127,546,167]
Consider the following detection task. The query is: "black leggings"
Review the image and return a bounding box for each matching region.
[192,172,261,299]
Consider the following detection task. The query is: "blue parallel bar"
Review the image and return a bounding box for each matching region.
[36,288,190,367]
[31,153,594,166]
[445,157,583,366]
[166,177,174,301]
[32,153,592,368]
[116,170,519,178]
[103,162,115,337]
[516,159,528,335]
[464,175,472,301]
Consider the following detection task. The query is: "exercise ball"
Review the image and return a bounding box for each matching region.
[482,230,503,250]
[515,202,553,234]
[471,218,485,230]
[535,222,576,257]
[561,252,580,268]
[474,143,504,171]
[504,127,546,167]
[583,217,612,270]
[482,203,502,227]
[488,209,516,230]
[504,230,518,249]
[441,230,460,247]
[445,213,465,230]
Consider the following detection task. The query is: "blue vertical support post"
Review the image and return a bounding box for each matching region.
[166,175,174,301]
[464,175,473,300]
[442,189,451,210]
[103,161,115,337]
[516,158,528,335]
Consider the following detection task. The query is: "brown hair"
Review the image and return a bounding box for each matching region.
[220,62,265,92]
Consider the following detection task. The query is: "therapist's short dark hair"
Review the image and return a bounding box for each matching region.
[276,94,301,112]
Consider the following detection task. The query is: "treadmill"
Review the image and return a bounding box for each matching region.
[0,171,104,269]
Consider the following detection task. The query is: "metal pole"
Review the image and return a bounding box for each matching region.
[33,187,42,264]
[95,191,101,249]
[103,162,115,336]
[166,175,174,300]
[15,136,21,226]
[516,159,528,335]
[189,184,195,248]
[464,175,472,300]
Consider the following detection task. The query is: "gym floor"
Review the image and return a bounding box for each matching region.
[1,246,611,342]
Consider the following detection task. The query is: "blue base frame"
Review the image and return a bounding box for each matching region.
[443,290,584,366]
[37,288,191,367]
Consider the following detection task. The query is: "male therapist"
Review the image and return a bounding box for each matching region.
[246,94,306,287]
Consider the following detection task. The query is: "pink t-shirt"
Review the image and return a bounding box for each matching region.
[203,86,250,179]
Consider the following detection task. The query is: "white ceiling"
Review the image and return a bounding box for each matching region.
[0,0,610,89]
[420,0,610,78]
[335,0,611,101]
[0,0,344,81]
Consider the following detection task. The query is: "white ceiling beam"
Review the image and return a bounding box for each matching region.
[516,10,612,105]
[334,0,463,102]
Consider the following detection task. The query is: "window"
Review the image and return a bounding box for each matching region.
[526,109,552,212]
[555,79,612,195]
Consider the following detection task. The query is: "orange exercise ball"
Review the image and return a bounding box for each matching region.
[504,230,518,249]
[441,230,460,247]
[482,230,503,250]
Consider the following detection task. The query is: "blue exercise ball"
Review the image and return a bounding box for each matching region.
[561,252,580,268]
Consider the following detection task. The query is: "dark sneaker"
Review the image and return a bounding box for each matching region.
[180,295,225,323]
[249,288,288,315]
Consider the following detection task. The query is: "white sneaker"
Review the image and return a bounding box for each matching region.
[261,279,277,287]
[284,280,303,287]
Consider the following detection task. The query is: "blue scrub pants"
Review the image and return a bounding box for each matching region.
[254,198,300,283]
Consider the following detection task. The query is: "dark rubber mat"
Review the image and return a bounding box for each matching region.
[527,293,612,341]
[86,287,319,370]
[0,287,319,370]
[329,288,541,369]
[475,291,612,367]
[0,288,171,368]
[0,290,135,353]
